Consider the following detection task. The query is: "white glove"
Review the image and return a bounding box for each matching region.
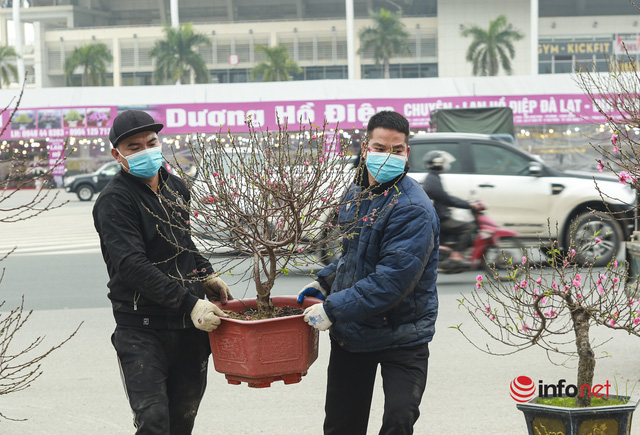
[203,273,233,304]
[190,299,227,332]
[303,303,332,331]
[297,281,327,303]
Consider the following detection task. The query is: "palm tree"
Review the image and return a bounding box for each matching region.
[250,45,301,82]
[0,45,19,88]
[150,23,211,85]
[358,8,409,79]
[63,43,113,86]
[461,14,524,76]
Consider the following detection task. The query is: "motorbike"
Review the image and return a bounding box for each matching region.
[438,202,526,275]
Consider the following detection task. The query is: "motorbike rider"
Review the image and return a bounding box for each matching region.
[422,150,481,265]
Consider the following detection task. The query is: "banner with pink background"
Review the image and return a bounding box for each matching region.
[0,94,612,140]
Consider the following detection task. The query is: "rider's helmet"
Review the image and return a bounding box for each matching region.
[423,150,456,172]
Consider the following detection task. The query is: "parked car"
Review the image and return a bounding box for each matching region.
[406,132,636,266]
[64,161,120,201]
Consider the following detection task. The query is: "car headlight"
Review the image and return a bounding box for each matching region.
[63,176,76,187]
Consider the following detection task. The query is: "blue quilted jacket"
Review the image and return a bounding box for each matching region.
[317,169,439,352]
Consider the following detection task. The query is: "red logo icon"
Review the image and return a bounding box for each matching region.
[510,376,536,403]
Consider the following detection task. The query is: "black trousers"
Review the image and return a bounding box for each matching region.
[440,217,476,253]
[112,325,211,435]
[324,339,430,435]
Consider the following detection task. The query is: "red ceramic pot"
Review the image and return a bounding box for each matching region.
[209,295,322,388]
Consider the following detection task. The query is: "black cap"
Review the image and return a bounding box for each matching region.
[109,110,164,147]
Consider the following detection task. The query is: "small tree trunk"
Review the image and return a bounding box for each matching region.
[253,253,274,319]
[572,307,595,407]
[384,59,390,79]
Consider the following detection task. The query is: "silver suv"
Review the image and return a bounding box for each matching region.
[406,133,635,266]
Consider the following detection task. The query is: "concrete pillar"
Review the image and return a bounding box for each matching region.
[170,0,179,29]
[12,0,25,82]
[530,0,538,75]
[112,37,121,87]
[346,0,355,80]
[33,21,44,88]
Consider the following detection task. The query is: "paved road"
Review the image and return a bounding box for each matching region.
[0,189,638,434]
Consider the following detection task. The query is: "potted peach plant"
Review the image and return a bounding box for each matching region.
[164,119,389,387]
[455,228,640,434]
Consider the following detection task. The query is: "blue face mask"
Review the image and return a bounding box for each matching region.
[365,151,407,183]
[118,147,164,179]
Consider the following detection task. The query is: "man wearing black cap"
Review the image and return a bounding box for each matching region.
[93,109,232,433]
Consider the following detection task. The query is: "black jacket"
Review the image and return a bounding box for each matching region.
[422,170,470,220]
[93,166,213,326]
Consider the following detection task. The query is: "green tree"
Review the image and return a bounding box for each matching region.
[358,8,410,79]
[63,42,113,86]
[150,23,211,85]
[250,45,301,82]
[461,14,524,76]
[0,45,18,88]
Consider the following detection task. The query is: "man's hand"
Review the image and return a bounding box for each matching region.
[204,273,234,304]
[303,303,332,331]
[190,299,227,332]
[296,281,327,304]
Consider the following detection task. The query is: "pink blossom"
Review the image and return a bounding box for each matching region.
[485,305,491,313]
[520,280,528,288]
[311,135,317,140]
[611,133,618,145]
[609,318,615,327]
[613,145,619,154]
[384,190,389,197]
[212,172,219,177]
[476,275,483,283]
[522,256,527,265]
[634,317,640,326]
[598,285,604,294]
[277,221,282,228]
[536,277,542,284]
[552,281,558,290]
[614,260,619,268]
[540,296,548,304]
[522,324,530,332]
[618,171,635,185]
[595,238,602,243]
[597,159,604,173]
[545,309,558,318]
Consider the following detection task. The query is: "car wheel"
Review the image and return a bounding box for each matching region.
[568,211,623,267]
[77,185,94,201]
[482,236,526,279]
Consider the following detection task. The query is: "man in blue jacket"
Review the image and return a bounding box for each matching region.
[298,111,439,435]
